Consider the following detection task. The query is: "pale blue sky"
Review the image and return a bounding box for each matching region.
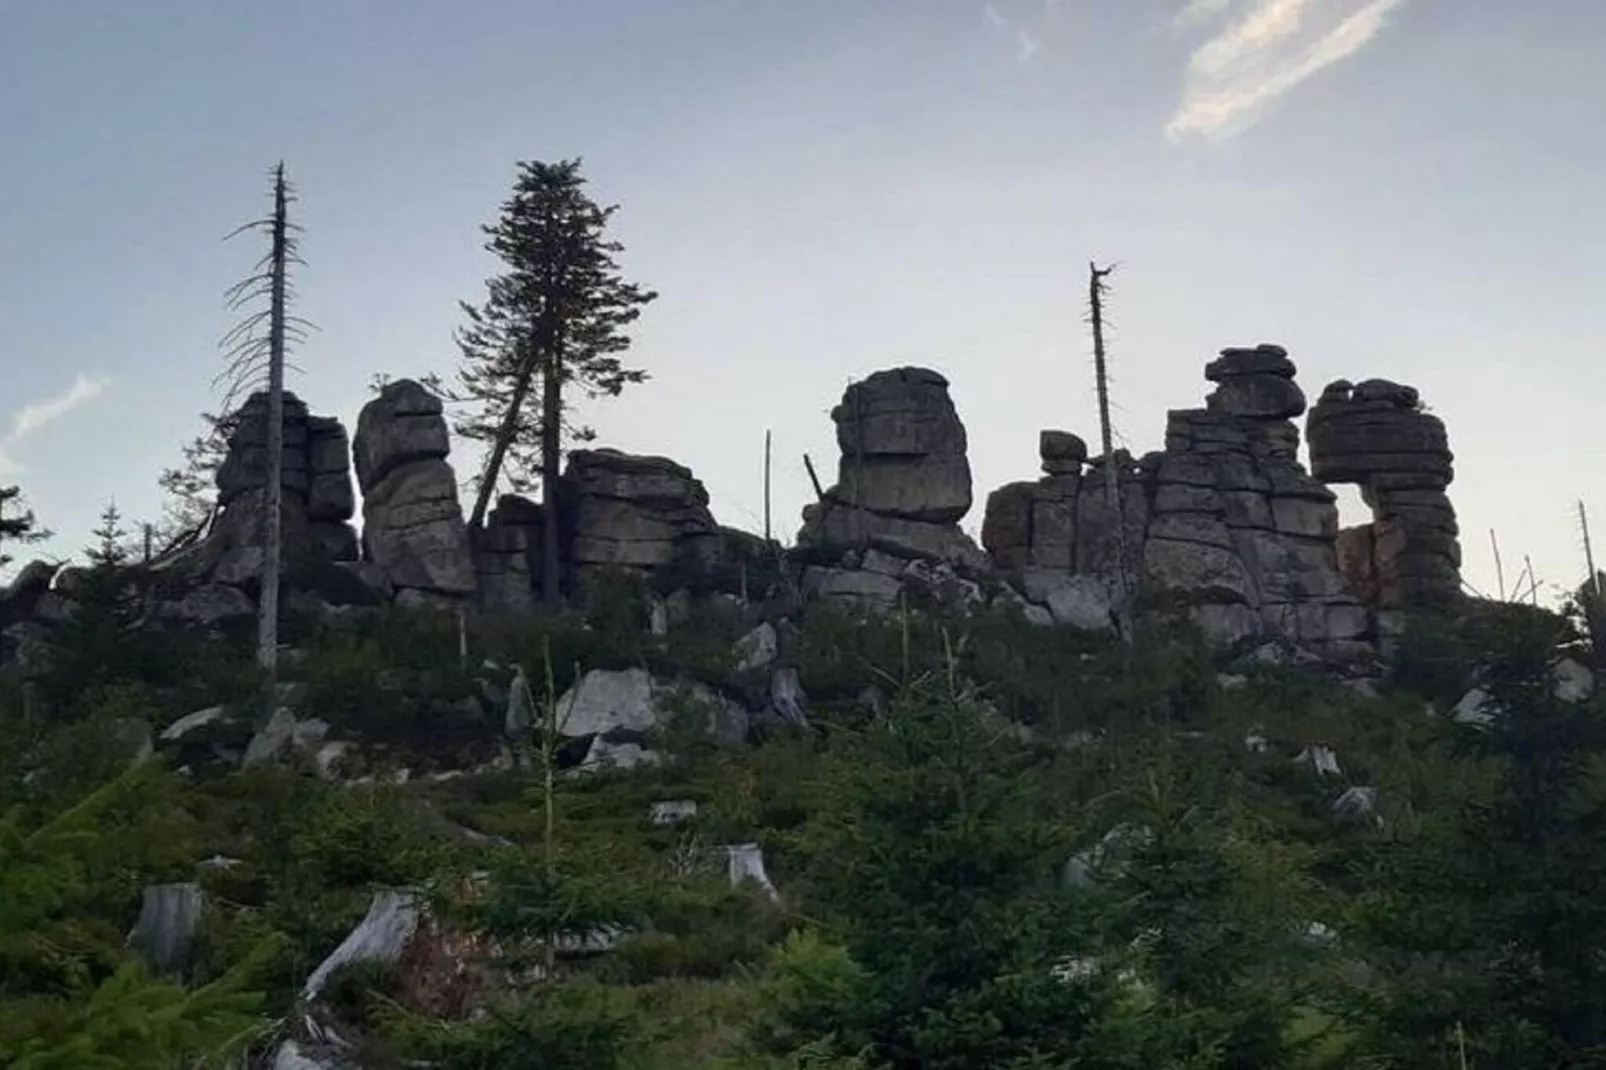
[3,1,1604,601]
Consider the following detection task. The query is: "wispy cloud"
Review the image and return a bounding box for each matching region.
[983,3,1043,65]
[1165,0,1408,141]
[0,373,112,475]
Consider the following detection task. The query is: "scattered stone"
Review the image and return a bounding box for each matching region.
[159,583,256,626]
[1333,785,1380,826]
[1018,569,1114,631]
[649,800,699,826]
[1554,657,1595,702]
[581,738,661,771]
[1295,745,1343,778]
[734,622,779,673]
[243,709,329,767]
[160,706,234,743]
[313,742,352,781]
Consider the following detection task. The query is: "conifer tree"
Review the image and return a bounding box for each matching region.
[452,158,657,604]
[154,411,238,551]
[84,500,130,570]
[0,486,49,571]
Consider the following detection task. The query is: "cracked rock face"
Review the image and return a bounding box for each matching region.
[354,380,475,601]
[983,344,1370,655]
[162,391,360,588]
[1307,378,1460,607]
[563,449,718,573]
[798,367,984,567]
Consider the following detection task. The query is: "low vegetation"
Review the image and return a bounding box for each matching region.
[2,563,1604,1068]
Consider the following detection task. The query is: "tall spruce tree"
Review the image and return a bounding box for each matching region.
[452,158,657,604]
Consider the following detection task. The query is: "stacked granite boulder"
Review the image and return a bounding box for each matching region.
[472,494,543,615]
[796,367,984,568]
[982,344,1370,654]
[1307,378,1460,608]
[562,449,721,579]
[157,390,359,593]
[353,380,476,608]
[215,390,359,560]
[1151,346,1362,649]
[982,432,1148,577]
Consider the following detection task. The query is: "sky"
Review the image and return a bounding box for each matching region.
[3,0,1605,603]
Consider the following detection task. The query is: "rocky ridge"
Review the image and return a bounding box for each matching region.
[1,347,1463,669]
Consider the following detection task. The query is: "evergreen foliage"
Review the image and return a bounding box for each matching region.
[5,555,1606,1066]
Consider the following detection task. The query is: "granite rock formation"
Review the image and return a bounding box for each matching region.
[1307,378,1460,608]
[470,448,765,610]
[797,367,984,568]
[563,449,720,577]
[472,494,543,615]
[157,391,359,589]
[984,344,1370,654]
[354,380,476,606]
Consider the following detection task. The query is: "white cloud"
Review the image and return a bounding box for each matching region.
[0,372,112,473]
[1016,28,1042,63]
[1172,0,1236,28]
[983,3,1043,65]
[1166,0,1408,141]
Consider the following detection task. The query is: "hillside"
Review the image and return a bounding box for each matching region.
[2,510,1605,1069]
[2,343,1603,1068]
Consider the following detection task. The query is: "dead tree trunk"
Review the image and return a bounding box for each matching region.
[258,167,288,697]
[467,339,539,532]
[1088,261,1132,646]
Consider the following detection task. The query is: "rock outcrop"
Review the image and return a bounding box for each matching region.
[354,380,476,606]
[1307,379,1460,608]
[472,494,543,615]
[168,391,360,587]
[797,367,984,568]
[563,449,720,577]
[983,344,1369,654]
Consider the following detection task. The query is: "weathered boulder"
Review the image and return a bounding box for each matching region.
[472,494,543,615]
[353,380,451,489]
[798,368,983,569]
[555,668,748,747]
[981,431,1084,572]
[355,380,476,603]
[213,390,358,558]
[158,583,256,626]
[1204,343,1306,420]
[0,560,59,625]
[563,449,718,575]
